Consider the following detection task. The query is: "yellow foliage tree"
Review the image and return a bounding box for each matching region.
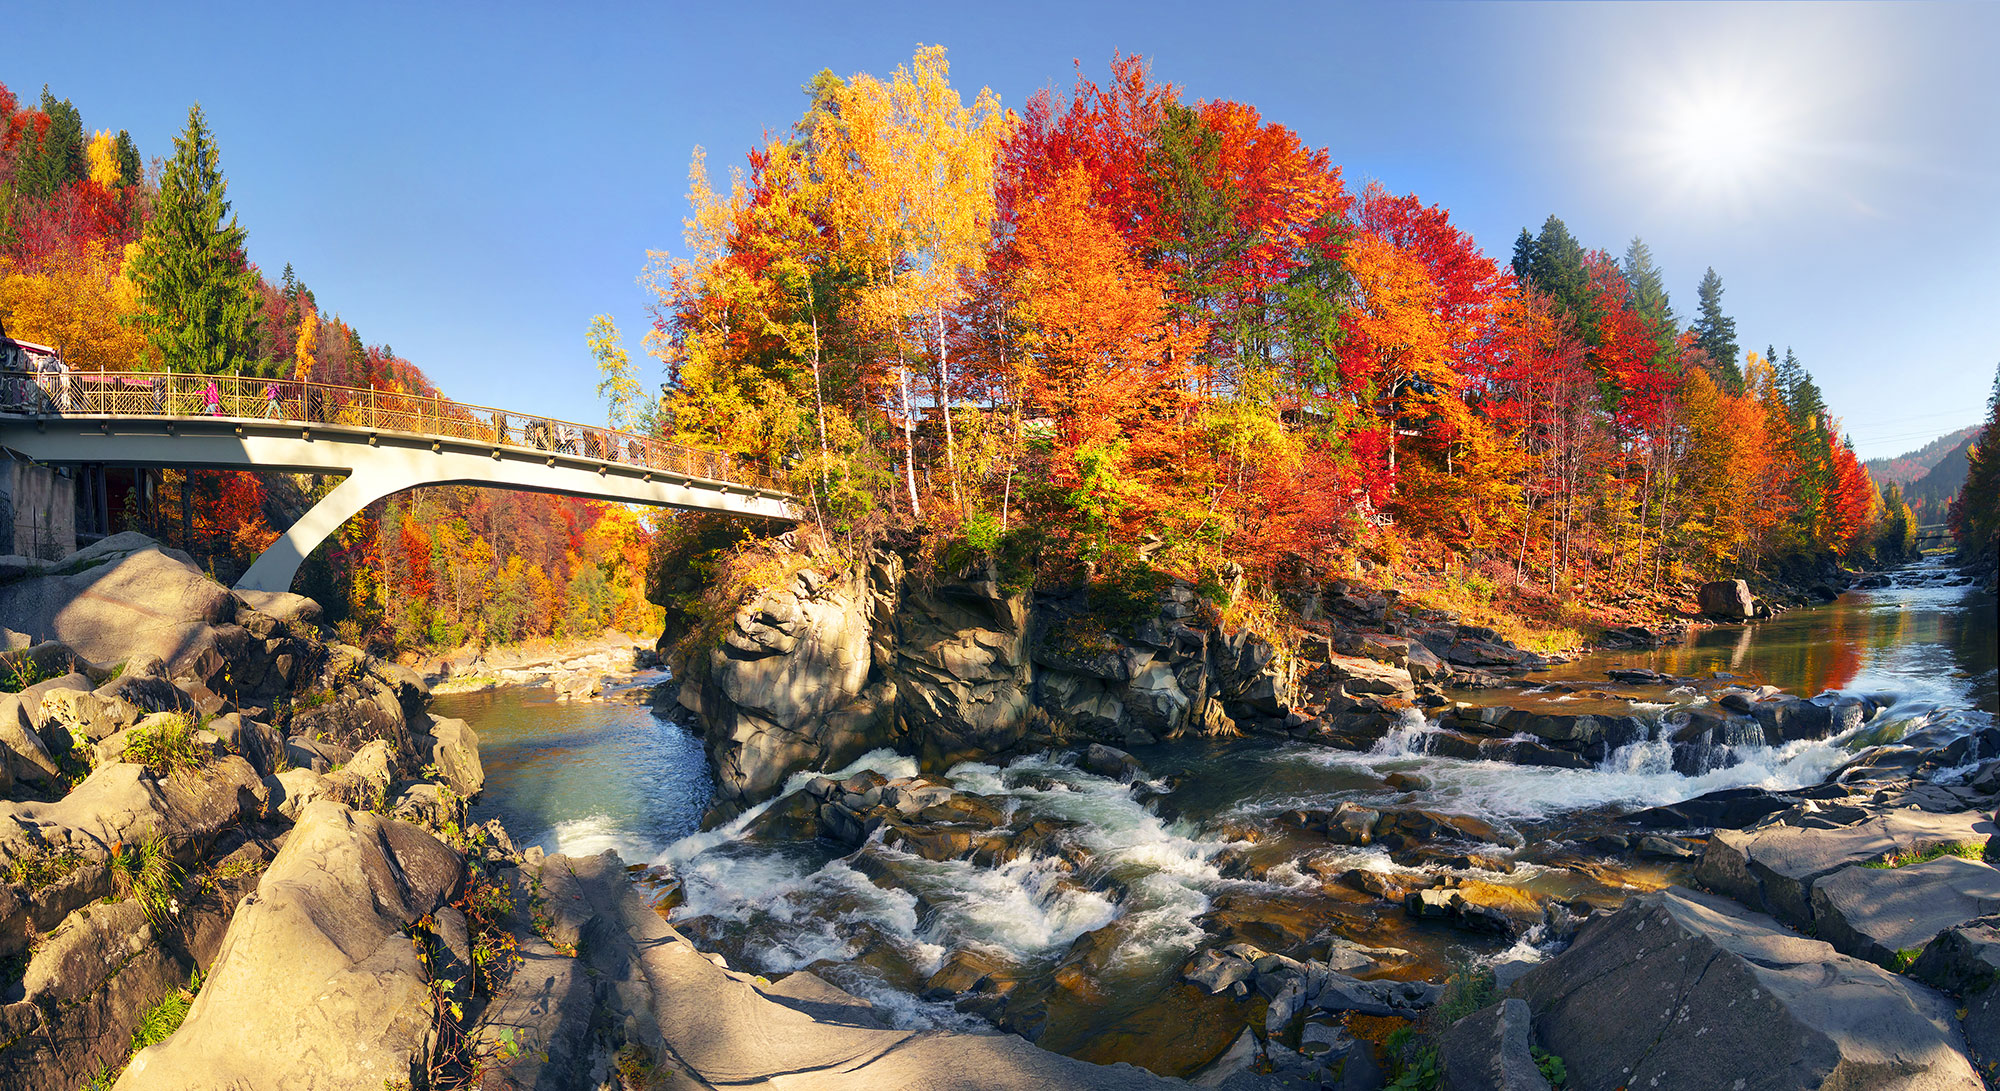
[86,131,120,188]
[0,241,144,370]
[814,44,1009,513]
[293,309,318,381]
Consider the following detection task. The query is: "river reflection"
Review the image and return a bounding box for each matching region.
[432,685,713,860]
[1554,561,1995,718]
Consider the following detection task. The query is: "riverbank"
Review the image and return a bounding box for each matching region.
[421,630,662,701]
[632,544,1996,1085]
[0,535,1226,1090]
[7,533,1996,1089]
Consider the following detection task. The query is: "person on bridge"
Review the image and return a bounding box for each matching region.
[204,379,221,416]
[263,381,282,419]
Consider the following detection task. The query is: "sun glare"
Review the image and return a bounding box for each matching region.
[1659,85,1781,196]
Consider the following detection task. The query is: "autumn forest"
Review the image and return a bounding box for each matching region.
[2,49,1989,654]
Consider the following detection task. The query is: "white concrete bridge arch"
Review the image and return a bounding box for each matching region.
[0,371,799,592]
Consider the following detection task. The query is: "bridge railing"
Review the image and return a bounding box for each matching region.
[0,369,783,494]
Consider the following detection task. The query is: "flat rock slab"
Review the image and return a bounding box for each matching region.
[1813,855,2000,969]
[1513,886,1980,1091]
[1696,809,1995,928]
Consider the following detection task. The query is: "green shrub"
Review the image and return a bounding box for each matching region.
[1383,964,1501,1091]
[0,655,56,693]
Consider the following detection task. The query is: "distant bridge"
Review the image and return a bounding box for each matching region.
[1915,523,1955,550]
[0,370,799,593]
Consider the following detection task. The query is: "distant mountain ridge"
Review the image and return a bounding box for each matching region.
[1866,425,1979,486]
[1907,438,1976,522]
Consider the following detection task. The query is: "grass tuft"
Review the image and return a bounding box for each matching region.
[122,714,208,779]
[1864,842,1985,869]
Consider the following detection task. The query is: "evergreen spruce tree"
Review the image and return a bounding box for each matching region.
[113,130,142,187]
[1621,238,1672,324]
[1622,237,1677,367]
[21,87,86,200]
[1529,216,1600,336]
[1510,229,1538,284]
[1949,363,2000,554]
[1691,267,1741,392]
[128,105,263,375]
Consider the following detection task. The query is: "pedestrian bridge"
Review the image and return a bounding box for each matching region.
[0,370,799,592]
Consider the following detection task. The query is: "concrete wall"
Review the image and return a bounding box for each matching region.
[0,460,75,560]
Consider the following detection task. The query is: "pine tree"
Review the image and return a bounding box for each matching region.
[1510,229,1538,284]
[1623,237,1678,368]
[1950,363,2000,553]
[1691,267,1740,393]
[128,105,263,375]
[114,130,142,187]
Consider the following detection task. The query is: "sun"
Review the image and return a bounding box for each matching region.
[1659,84,1782,194]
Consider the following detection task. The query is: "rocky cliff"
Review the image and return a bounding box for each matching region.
[677,548,1331,818]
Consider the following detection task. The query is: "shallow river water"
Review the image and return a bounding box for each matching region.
[435,556,1997,1069]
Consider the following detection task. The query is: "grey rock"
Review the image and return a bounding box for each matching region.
[1696,809,1995,929]
[896,571,1036,768]
[1812,855,2000,969]
[1183,948,1257,996]
[1440,998,1550,1091]
[1081,743,1144,781]
[420,715,484,797]
[0,535,236,674]
[1698,578,1756,620]
[113,802,463,1091]
[1513,886,1981,1091]
[0,693,59,785]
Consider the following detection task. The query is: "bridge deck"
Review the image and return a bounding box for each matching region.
[0,368,797,592]
[0,368,784,496]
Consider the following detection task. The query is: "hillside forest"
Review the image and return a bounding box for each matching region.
[644,49,1947,643]
[0,80,660,651]
[1,53,1990,656]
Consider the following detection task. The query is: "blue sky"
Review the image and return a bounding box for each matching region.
[10,1,1996,460]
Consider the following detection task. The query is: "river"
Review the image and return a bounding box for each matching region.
[434,555,1996,1073]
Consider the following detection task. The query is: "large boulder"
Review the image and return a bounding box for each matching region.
[1440,997,1551,1091]
[1514,887,1980,1090]
[1324,653,1416,701]
[1911,916,2000,1065]
[114,802,462,1091]
[679,563,891,811]
[419,716,484,797]
[1698,578,1757,620]
[0,898,183,1091]
[0,756,265,957]
[0,534,237,673]
[895,569,1035,769]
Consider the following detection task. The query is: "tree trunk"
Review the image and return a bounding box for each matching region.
[935,307,962,512]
